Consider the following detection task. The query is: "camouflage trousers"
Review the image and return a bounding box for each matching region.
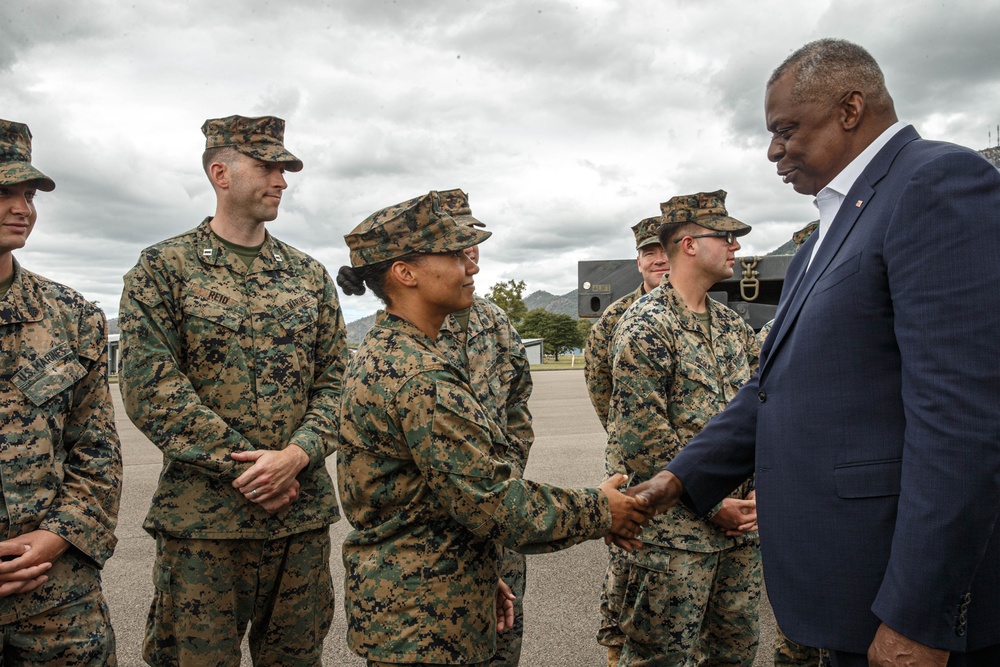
[368,662,488,666]
[597,545,628,660]
[491,548,527,667]
[618,541,762,667]
[774,625,829,667]
[600,458,629,667]
[144,527,334,667]
[0,584,116,666]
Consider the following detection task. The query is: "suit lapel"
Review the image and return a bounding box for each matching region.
[761,125,920,375]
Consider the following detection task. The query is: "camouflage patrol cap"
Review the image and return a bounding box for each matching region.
[437,188,486,228]
[201,115,303,172]
[659,189,750,236]
[346,190,492,267]
[0,119,55,192]
[792,221,818,249]
[631,215,663,249]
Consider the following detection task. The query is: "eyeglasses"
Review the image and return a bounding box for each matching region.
[674,231,737,245]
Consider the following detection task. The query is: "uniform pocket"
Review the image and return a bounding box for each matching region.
[675,357,718,394]
[421,385,505,480]
[275,295,318,335]
[12,343,87,407]
[619,548,673,647]
[625,543,672,573]
[144,560,177,665]
[151,559,172,593]
[182,291,244,332]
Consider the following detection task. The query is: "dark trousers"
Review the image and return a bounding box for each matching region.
[829,644,1000,667]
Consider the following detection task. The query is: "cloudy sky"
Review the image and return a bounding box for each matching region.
[4,0,999,323]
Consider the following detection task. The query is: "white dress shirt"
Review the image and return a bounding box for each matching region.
[808,120,908,267]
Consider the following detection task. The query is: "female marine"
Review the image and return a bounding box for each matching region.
[337,190,645,666]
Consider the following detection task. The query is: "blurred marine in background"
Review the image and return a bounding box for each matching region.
[436,188,534,667]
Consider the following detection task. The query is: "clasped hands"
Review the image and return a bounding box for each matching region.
[0,530,70,598]
[600,471,689,551]
[613,471,756,536]
[232,444,309,514]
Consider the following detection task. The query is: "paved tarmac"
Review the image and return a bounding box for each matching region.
[105,369,777,666]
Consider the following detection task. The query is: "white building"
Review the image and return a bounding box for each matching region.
[107,333,119,376]
[522,338,544,366]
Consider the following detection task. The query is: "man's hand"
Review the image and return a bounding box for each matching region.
[624,471,684,515]
[255,480,301,514]
[868,622,948,667]
[232,445,309,514]
[496,579,516,632]
[0,531,70,597]
[710,492,758,536]
[598,474,649,552]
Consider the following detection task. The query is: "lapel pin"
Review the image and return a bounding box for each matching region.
[855,200,863,207]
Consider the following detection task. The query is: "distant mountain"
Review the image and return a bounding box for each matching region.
[767,239,798,256]
[524,289,579,318]
[982,146,1000,169]
[346,312,377,345]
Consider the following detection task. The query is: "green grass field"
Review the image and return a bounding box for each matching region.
[530,356,587,371]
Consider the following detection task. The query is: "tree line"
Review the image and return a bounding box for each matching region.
[486,280,593,362]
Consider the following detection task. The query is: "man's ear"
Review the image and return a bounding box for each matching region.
[678,236,697,257]
[209,161,230,190]
[840,90,865,131]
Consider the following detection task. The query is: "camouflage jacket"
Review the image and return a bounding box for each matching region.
[338,311,610,663]
[438,295,533,476]
[119,218,347,539]
[0,262,121,624]
[584,284,644,431]
[759,319,773,342]
[609,283,758,552]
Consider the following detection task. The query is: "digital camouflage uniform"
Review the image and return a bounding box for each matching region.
[437,187,533,667]
[0,120,121,666]
[584,214,664,441]
[340,311,611,665]
[439,295,533,667]
[0,262,122,665]
[588,286,645,666]
[585,285,645,439]
[610,284,762,666]
[338,191,614,665]
[119,217,347,666]
[590,215,664,665]
[773,631,829,667]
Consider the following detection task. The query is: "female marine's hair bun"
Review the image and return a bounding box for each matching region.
[337,265,366,296]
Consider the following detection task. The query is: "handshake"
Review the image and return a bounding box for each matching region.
[597,471,686,551]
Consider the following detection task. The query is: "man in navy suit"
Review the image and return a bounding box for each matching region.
[624,39,1000,667]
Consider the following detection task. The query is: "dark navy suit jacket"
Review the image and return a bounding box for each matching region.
[668,125,1000,653]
